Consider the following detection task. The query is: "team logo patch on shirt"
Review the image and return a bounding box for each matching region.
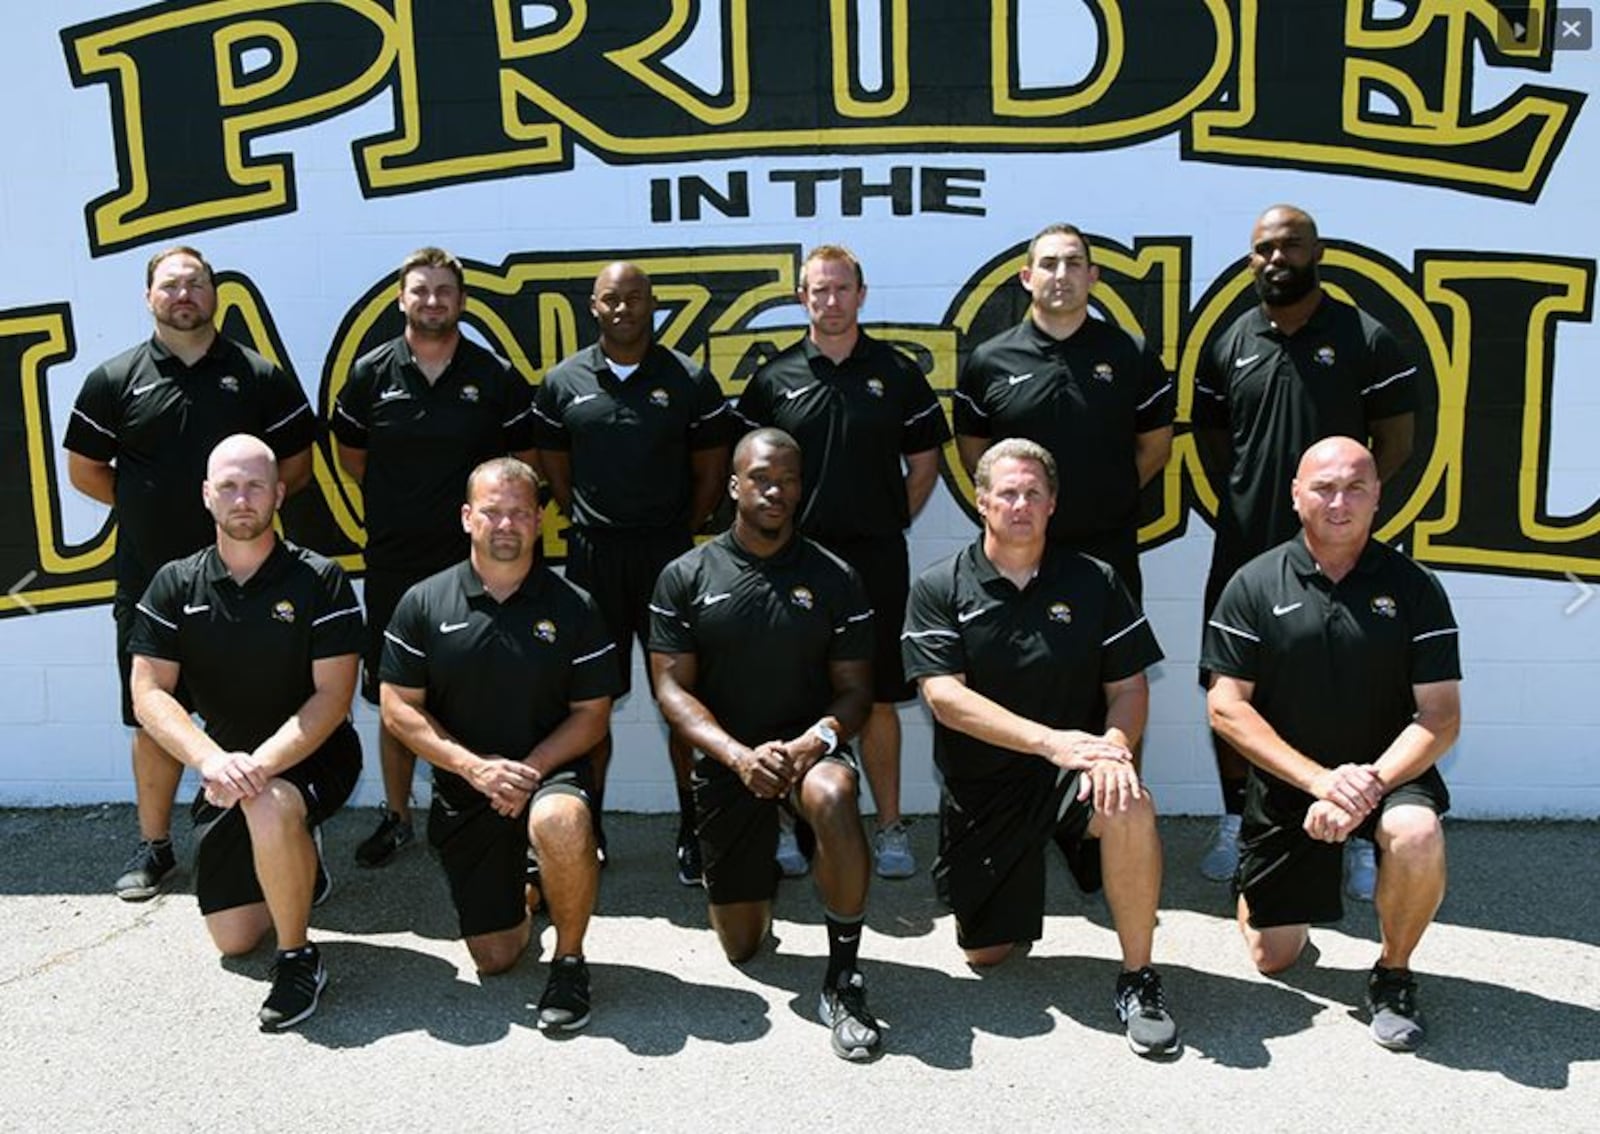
[790,585,815,611]
[1371,595,1398,618]
[460,384,481,403]
[534,619,558,643]
[218,374,240,393]
[866,377,885,398]
[649,387,671,408]
[1048,601,1073,624]
[272,600,296,623]
[1092,362,1114,383]
[1314,345,1337,367]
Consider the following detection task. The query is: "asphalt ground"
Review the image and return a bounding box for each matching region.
[0,809,1595,1132]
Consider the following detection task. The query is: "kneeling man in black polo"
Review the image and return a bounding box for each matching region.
[1204,436,1461,1052]
[648,428,883,1062]
[380,457,619,1032]
[130,434,364,1032]
[902,438,1178,1058]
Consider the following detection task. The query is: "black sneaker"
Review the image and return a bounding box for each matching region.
[1366,964,1425,1051]
[311,827,332,908]
[113,838,176,901]
[353,807,413,868]
[259,945,327,1032]
[675,832,703,887]
[536,955,592,1032]
[817,969,883,1062]
[1114,966,1180,1057]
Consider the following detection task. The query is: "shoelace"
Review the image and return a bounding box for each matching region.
[1128,971,1167,1015]
[1374,975,1416,1015]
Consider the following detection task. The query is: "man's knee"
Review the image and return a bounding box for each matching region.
[240,780,308,836]
[206,908,271,957]
[529,793,595,860]
[1377,806,1444,866]
[467,922,529,975]
[710,902,770,962]
[964,943,1016,968]
[798,764,858,823]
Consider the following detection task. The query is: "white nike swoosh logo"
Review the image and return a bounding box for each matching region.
[1234,355,1261,368]
[182,603,210,615]
[570,393,600,405]
[131,383,159,396]
[839,934,860,944]
[439,620,471,633]
[378,389,409,401]
[698,592,733,607]
[1006,372,1036,386]
[783,384,818,400]
[1272,602,1302,616]
[956,606,992,624]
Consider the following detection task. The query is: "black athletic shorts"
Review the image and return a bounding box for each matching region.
[565,525,692,698]
[934,762,1098,950]
[429,762,594,938]
[190,722,362,915]
[693,747,861,906]
[1236,767,1450,929]
[814,534,912,704]
[116,594,192,727]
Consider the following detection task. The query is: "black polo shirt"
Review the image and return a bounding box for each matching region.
[64,335,318,598]
[648,530,873,748]
[1201,536,1460,811]
[1192,296,1415,560]
[734,333,950,544]
[530,341,733,530]
[902,542,1162,784]
[331,336,536,574]
[954,316,1174,543]
[380,560,621,811]
[128,539,363,754]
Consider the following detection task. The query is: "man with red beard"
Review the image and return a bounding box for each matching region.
[1192,206,1418,896]
[130,435,363,1031]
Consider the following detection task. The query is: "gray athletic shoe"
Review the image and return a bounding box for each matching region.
[1366,965,1424,1051]
[873,820,916,879]
[1114,966,1180,1057]
[113,838,176,901]
[818,969,882,1061]
[1199,814,1241,882]
[1344,837,1377,902]
[537,955,592,1033]
[775,827,809,878]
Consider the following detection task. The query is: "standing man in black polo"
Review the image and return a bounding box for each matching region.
[533,261,732,881]
[649,428,883,1062]
[65,246,318,901]
[380,458,617,1031]
[954,222,1174,600]
[734,245,949,879]
[903,438,1179,1059]
[331,246,538,869]
[129,435,363,1032]
[1204,437,1459,1052]
[1192,205,1417,896]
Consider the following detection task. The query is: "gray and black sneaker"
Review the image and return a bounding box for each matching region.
[1366,964,1425,1051]
[536,955,592,1033]
[353,806,413,868]
[818,969,883,1062]
[259,944,327,1032]
[113,838,176,901]
[1114,966,1180,1057]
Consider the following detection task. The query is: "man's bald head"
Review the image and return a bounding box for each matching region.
[593,261,652,296]
[207,433,277,481]
[1297,435,1376,483]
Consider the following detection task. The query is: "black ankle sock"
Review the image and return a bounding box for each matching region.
[278,943,317,962]
[823,911,864,986]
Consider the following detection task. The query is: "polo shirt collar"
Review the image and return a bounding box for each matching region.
[459,558,549,604]
[801,330,874,368]
[1019,313,1093,350]
[1287,534,1385,580]
[723,526,804,568]
[965,538,1048,593]
[148,332,227,368]
[1251,292,1333,340]
[199,537,292,587]
[585,341,657,382]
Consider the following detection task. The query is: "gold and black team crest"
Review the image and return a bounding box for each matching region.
[272,599,296,623]
[865,377,885,398]
[534,619,558,643]
[790,585,815,610]
[649,387,671,408]
[460,383,481,403]
[1048,601,1072,624]
[1092,362,1114,383]
[1370,595,1398,618]
[1315,345,1337,367]
[219,374,240,393]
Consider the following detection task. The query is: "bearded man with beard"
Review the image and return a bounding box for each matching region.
[1191,205,1418,893]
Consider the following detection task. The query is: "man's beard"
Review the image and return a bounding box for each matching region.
[1256,262,1318,307]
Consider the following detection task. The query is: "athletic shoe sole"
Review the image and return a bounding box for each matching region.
[259,966,327,1033]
